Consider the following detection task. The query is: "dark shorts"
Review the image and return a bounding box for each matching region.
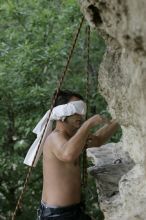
[36,202,92,220]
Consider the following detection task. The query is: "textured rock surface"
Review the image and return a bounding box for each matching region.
[78,1,146,220]
[87,144,136,220]
[87,143,134,199]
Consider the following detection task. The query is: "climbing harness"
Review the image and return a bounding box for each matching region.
[12,16,91,220]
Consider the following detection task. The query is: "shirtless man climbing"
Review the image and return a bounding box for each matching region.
[37,90,119,220]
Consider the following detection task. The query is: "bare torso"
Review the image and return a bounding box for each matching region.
[42,131,81,207]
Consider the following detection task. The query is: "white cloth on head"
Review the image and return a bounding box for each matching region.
[23,100,86,167]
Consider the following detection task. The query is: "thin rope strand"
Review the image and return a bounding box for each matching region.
[82,26,90,205]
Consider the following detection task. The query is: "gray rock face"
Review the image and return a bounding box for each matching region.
[87,143,136,220]
[78,1,146,219]
[87,143,134,199]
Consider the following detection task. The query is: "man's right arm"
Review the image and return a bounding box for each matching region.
[50,115,103,162]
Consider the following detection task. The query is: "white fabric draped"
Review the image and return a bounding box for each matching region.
[23,100,86,167]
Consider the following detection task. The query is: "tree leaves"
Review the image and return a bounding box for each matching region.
[0,0,108,219]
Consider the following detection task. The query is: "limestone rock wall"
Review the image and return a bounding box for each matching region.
[78,1,146,220]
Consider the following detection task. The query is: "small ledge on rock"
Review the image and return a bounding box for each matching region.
[87,143,135,199]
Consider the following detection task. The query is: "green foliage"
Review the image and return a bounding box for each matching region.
[0,0,121,219]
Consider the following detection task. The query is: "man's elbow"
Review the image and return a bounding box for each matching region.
[96,135,109,147]
[87,135,102,148]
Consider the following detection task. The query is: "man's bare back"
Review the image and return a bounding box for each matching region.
[42,131,81,207]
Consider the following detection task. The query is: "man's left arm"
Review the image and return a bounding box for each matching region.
[86,119,120,148]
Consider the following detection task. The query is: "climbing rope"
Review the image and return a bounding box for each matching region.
[11,16,84,220]
[82,26,90,206]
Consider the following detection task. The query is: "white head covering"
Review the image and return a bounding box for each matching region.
[24,100,86,167]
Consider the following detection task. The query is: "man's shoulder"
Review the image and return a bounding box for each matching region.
[48,130,66,139]
[43,132,59,154]
[45,130,67,147]
[43,131,68,159]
